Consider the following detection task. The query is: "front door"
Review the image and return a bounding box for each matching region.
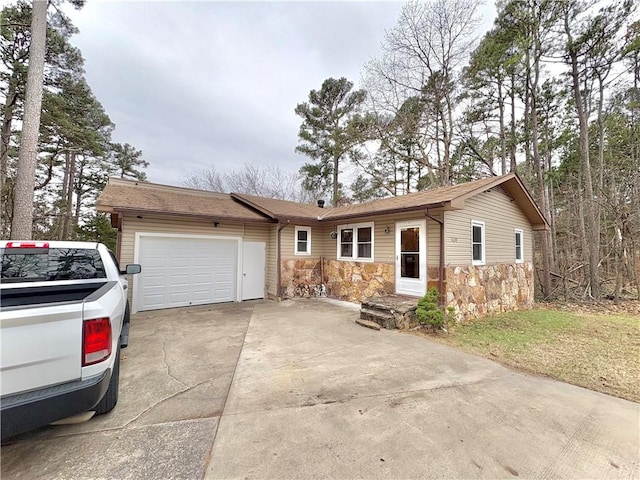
[395,220,427,296]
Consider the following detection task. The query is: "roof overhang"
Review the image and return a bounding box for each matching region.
[105,207,277,224]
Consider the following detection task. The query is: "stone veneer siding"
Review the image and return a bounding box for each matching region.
[281,260,534,322]
[445,262,534,322]
[280,259,395,301]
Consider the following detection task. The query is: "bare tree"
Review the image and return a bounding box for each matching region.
[184,167,225,192]
[10,0,48,239]
[364,0,482,186]
[184,163,317,203]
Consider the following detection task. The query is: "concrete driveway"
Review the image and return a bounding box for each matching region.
[2,299,639,479]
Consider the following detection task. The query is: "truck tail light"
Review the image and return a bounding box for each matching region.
[5,241,49,248]
[83,318,112,366]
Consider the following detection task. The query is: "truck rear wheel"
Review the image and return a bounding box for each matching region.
[94,346,120,415]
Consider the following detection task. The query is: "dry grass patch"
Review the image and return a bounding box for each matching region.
[422,308,640,402]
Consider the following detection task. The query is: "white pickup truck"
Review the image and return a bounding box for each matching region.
[0,240,141,441]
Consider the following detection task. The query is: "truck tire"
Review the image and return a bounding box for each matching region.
[94,347,120,415]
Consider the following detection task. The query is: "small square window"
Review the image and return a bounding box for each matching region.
[295,226,311,255]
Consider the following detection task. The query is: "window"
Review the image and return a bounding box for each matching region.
[471,221,485,265]
[295,226,311,255]
[1,248,107,283]
[515,229,523,263]
[338,222,374,261]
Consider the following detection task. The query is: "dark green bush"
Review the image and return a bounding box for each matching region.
[416,288,445,328]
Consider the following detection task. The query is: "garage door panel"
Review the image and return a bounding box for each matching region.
[193,274,214,285]
[143,274,164,287]
[137,236,239,312]
[169,274,190,285]
[168,293,190,306]
[213,289,233,302]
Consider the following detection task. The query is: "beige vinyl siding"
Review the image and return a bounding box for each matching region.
[320,212,441,265]
[314,224,336,258]
[281,224,333,260]
[444,189,533,266]
[279,224,295,259]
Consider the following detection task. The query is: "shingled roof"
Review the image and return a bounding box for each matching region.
[97,178,273,223]
[97,173,549,230]
[230,192,326,222]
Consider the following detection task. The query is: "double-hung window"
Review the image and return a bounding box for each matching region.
[471,221,485,266]
[338,222,374,262]
[295,226,311,255]
[515,229,523,263]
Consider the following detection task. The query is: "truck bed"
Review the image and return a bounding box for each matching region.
[1,282,108,309]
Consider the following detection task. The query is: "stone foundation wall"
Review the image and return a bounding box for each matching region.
[324,261,395,302]
[280,259,323,298]
[445,262,534,322]
[280,259,395,302]
[281,260,534,321]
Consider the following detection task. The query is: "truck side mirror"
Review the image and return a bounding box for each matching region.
[124,264,141,275]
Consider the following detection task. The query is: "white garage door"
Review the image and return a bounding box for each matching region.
[136,236,238,312]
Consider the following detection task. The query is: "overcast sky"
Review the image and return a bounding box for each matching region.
[63,1,494,187]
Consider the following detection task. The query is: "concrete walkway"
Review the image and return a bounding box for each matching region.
[1,298,638,479]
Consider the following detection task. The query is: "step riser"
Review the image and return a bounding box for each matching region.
[361,302,417,313]
[360,311,397,329]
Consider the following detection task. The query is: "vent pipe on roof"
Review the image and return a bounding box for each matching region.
[317,199,325,208]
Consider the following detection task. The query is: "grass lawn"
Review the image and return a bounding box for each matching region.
[422,307,640,403]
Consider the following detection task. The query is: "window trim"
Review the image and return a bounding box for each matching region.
[515,228,524,264]
[294,226,311,256]
[471,220,485,266]
[337,222,374,262]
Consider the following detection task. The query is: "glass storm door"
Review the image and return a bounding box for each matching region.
[395,220,427,296]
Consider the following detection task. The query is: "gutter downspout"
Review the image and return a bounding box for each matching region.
[276,221,289,300]
[425,210,445,307]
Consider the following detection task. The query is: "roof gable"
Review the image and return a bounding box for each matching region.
[314,173,548,230]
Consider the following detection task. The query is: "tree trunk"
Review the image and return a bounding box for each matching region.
[509,73,517,172]
[60,152,75,240]
[10,0,48,240]
[497,79,506,175]
[443,77,454,186]
[73,161,83,233]
[544,124,557,269]
[565,17,600,298]
[529,46,551,298]
[1,78,19,199]
[332,155,339,206]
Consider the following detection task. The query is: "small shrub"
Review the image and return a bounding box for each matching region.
[416,288,445,328]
